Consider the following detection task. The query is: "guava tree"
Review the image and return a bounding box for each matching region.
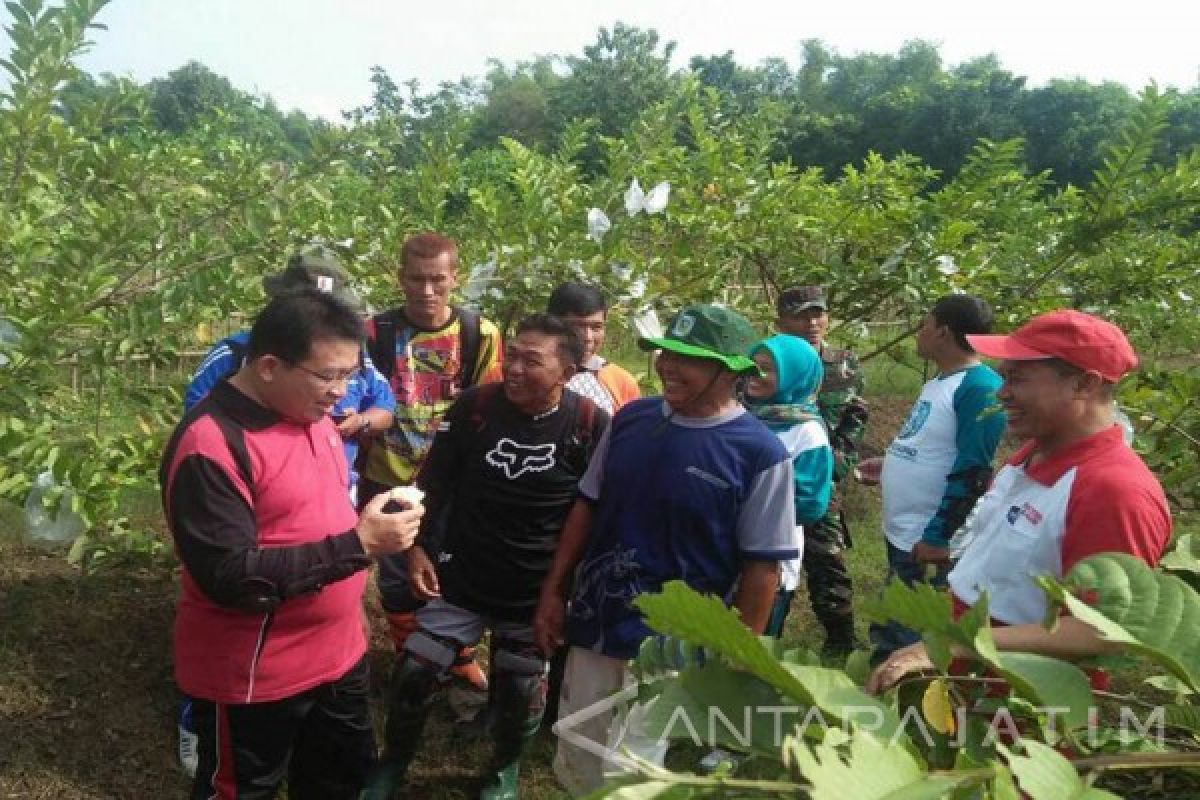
[0,0,1195,569]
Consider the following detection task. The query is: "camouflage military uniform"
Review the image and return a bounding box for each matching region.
[807,344,868,653]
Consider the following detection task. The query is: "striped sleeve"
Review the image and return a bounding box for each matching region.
[737,457,799,562]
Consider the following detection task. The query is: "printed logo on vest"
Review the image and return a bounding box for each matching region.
[485,438,557,479]
[1006,503,1043,526]
[897,400,931,440]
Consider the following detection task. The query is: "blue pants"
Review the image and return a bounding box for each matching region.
[868,540,948,666]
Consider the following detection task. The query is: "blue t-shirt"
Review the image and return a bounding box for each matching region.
[566,398,798,660]
[183,331,396,484]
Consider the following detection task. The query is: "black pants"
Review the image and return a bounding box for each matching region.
[189,657,375,800]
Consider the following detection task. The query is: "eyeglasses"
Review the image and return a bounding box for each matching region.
[288,362,361,387]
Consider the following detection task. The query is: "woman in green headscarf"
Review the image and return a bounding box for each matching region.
[745,333,834,636]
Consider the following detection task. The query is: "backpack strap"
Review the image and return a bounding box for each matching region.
[573,394,597,449]
[367,309,403,382]
[467,383,504,433]
[455,305,482,390]
[565,391,601,473]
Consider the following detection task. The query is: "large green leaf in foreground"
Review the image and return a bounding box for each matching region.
[634,582,904,740]
[784,730,980,800]
[864,578,1093,728]
[1002,739,1120,800]
[1038,552,1200,692]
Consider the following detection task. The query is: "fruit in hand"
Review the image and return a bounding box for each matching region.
[387,486,424,509]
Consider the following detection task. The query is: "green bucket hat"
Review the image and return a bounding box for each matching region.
[638,304,759,374]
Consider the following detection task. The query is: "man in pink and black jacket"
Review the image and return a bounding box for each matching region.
[161,288,423,800]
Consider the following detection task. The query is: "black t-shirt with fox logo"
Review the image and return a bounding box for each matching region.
[414,383,610,621]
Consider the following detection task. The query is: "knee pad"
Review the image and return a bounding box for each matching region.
[389,630,460,709]
[492,638,548,678]
[491,639,549,714]
[403,629,459,673]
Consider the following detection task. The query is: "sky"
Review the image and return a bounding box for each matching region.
[7,0,1198,120]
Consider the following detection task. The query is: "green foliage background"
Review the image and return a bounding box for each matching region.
[1,3,1199,796]
[0,1,1197,558]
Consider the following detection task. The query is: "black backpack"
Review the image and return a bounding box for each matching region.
[366,305,482,390]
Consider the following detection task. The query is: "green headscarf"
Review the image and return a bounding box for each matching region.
[747,334,825,431]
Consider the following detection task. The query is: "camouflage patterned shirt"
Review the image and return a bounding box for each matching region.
[816,345,869,483]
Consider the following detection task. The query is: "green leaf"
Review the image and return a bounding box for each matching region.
[843,648,873,686]
[1037,553,1200,692]
[66,533,87,565]
[862,577,954,633]
[991,652,1093,729]
[788,730,978,800]
[1160,534,1200,577]
[988,767,1022,800]
[865,580,1092,726]
[634,582,904,740]
[1003,739,1120,800]
[639,662,799,754]
[1162,703,1200,736]
[1143,674,1194,695]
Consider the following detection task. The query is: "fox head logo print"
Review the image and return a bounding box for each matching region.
[485,438,557,479]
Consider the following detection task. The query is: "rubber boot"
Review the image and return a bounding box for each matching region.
[361,655,440,800]
[479,762,520,800]
[480,655,546,800]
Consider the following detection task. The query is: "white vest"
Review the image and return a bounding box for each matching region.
[775,419,827,590]
[947,462,1073,624]
[881,372,966,551]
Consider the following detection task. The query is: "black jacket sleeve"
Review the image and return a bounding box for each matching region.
[413,392,470,554]
[167,454,370,613]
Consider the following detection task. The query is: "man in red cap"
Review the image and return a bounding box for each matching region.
[868,309,1171,693]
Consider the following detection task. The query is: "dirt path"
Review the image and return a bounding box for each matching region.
[0,535,186,798]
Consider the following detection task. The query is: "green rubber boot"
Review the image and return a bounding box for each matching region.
[360,759,407,800]
[478,761,520,800]
[361,652,441,799]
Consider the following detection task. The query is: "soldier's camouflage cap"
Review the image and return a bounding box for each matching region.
[777,285,828,315]
[263,251,364,312]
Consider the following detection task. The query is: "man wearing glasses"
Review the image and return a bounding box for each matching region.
[177,250,394,776]
[162,289,425,798]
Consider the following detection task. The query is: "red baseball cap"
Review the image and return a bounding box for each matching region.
[966,309,1138,383]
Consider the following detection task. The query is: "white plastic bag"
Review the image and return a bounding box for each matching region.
[24,471,86,547]
[586,208,611,243]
